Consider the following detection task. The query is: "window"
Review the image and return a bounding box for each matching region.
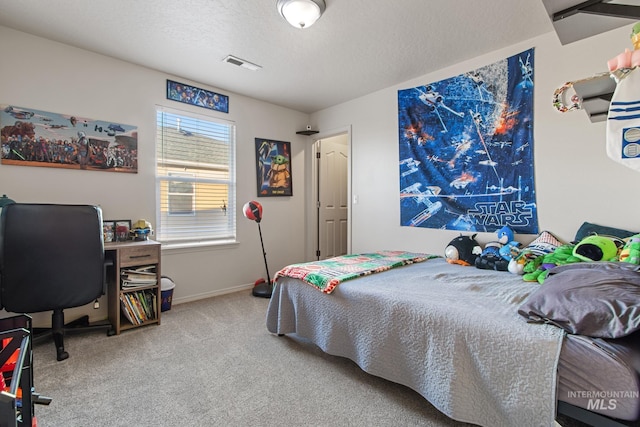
[156,107,236,245]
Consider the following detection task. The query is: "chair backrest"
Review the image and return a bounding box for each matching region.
[0,203,105,313]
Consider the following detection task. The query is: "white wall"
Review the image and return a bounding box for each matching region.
[0,26,312,324]
[312,27,640,256]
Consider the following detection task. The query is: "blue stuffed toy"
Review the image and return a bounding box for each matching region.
[475,226,519,271]
[497,226,521,262]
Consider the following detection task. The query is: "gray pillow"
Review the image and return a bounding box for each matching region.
[518,262,640,338]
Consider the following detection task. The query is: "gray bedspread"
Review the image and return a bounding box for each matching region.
[266,257,565,427]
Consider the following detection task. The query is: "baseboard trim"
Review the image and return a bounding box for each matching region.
[172,283,254,306]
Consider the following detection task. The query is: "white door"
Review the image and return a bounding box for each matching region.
[316,135,348,259]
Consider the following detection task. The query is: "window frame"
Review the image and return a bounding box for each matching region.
[155,105,236,248]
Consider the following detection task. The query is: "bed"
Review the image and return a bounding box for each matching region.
[266,253,640,427]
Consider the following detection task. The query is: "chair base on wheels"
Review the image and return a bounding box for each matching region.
[33,309,114,361]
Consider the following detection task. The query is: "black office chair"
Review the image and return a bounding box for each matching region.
[0,203,113,361]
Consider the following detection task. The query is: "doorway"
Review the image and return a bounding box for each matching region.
[314,133,349,260]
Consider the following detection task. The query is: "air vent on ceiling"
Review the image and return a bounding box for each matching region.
[222,55,262,71]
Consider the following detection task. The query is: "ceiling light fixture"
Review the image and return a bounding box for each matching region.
[277,0,326,29]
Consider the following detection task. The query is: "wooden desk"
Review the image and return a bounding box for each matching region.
[105,240,161,335]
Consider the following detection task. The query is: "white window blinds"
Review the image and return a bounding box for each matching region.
[156,107,236,245]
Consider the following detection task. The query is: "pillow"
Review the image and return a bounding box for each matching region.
[521,230,563,257]
[573,221,637,244]
[518,262,640,338]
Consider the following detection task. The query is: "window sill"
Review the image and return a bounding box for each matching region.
[160,239,239,254]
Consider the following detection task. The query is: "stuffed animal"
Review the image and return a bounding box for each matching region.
[607,48,640,72]
[445,234,482,266]
[497,226,521,262]
[522,244,581,284]
[508,230,564,275]
[475,226,517,271]
[508,251,536,275]
[620,233,640,264]
[475,241,507,270]
[572,235,620,262]
[608,22,640,72]
[522,234,621,284]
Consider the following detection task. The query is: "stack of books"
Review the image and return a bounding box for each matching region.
[120,290,156,325]
[121,266,157,288]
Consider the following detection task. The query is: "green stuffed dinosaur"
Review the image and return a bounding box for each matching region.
[522,244,581,284]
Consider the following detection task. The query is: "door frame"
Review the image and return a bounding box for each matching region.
[306,125,352,261]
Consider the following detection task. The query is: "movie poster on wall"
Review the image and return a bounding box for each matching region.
[255,138,292,197]
[398,48,538,234]
[0,104,138,173]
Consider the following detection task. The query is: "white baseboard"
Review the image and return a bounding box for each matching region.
[171,283,254,306]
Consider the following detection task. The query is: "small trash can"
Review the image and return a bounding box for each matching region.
[160,276,176,312]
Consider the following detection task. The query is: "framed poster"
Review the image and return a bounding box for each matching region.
[255,138,292,197]
[166,80,229,113]
[1,104,138,173]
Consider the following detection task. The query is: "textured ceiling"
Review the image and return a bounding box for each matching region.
[0,0,555,113]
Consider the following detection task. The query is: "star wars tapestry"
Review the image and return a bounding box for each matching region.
[398,48,538,234]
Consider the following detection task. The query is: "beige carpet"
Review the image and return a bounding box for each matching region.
[30,291,585,426]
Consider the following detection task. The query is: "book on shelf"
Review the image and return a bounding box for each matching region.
[120,290,157,325]
[122,279,157,288]
[120,295,139,325]
[123,266,155,274]
[137,291,149,318]
[121,266,157,288]
[139,290,156,319]
[130,294,144,323]
[147,292,157,318]
[121,268,155,276]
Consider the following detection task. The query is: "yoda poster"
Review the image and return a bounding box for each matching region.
[255,138,292,197]
[397,48,538,234]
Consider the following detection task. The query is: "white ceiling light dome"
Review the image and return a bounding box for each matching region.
[277,0,326,29]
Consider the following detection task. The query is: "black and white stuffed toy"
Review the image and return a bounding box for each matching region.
[445,234,482,266]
